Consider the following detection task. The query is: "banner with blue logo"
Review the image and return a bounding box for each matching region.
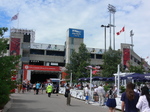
[69,28,84,38]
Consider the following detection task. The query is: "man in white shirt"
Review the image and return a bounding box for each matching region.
[96,84,105,106]
[83,84,90,104]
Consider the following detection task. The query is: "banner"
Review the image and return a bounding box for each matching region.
[10,38,21,56]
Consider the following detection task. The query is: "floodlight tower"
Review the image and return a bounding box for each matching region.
[130,30,134,50]
[108,4,116,50]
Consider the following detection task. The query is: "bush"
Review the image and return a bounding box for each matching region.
[104,85,110,92]
[120,86,126,93]
[0,80,10,109]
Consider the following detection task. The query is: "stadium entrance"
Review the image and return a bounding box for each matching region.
[30,71,60,83]
[23,64,61,84]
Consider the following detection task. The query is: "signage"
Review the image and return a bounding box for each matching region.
[123,48,130,70]
[69,28,84,38]
[10,38,21,56]
[23,64,61,71]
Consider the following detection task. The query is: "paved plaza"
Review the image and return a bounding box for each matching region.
[5,90,121,112]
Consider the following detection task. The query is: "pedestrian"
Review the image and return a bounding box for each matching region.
[40,82,45,94]
[121,82,139,112]
[17,83,22,93]
[22,82,26,93]
[46,83,53,97]
[93,85,98,102]
[33,83,36,95]
[27,83,30,92]
[83,84,90,104]
[136,86,150,112]
[96,84,105,106]
[105,86,117,112]
[65,84,71,106]
[36,81,40,95]
[55,83,59,96]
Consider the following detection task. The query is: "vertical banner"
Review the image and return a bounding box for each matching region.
[10,38,21,56]
[123,48,130,70]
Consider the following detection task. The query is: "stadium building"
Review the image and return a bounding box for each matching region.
[7,28,149,84]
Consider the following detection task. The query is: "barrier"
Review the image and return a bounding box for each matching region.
[59,87,122,110]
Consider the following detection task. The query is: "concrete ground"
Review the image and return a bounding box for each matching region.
[5,90,121,112]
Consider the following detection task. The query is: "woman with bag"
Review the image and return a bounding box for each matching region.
[136,86,150,112]
[106,86,117,112]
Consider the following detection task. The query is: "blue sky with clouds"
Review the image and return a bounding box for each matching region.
[0,0,150,63]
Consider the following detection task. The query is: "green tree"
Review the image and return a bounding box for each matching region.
[102,47,121,77]
[128,63,145,74]
[66,43,91,82]
[0,27,20,109]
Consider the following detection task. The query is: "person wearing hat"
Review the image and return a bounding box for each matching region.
[46,83,53,97]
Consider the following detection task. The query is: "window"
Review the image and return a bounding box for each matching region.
[30,49,44,55]
[91,54,94,59]
[23,33,30,42]
[96,54,102,59]
[46,51,65,56]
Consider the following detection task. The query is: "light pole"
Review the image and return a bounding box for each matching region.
[108,24,116,50]
[117,64,120,96]
[101,25,109,52]
[85,66,93,95]
[130,30,134,50]
[108,4,116,50]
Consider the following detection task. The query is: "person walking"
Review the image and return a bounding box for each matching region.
[55,83,59,96]
[96,84,105,106]
[17,83,22,93]
[40,82,45,94]
[121,82,139,112]
[65,84,71,106]
[105,86,117,112]
[83,84,90,104]
[46,83,53,97]
[136,86,150,112]
[22,82,26,93]
[35,81,40,95]
[32,83,36,95]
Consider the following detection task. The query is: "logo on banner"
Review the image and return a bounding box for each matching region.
[25,65,29,69]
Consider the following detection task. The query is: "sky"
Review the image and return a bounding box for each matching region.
[0,0,150,64]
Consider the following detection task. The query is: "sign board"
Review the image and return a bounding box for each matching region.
[68,28,84,38]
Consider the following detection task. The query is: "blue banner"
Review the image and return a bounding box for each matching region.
[69,28,84,38]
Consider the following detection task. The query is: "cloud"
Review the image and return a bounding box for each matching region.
[0,0,150,63]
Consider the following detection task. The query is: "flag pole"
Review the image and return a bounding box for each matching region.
[17,12,19,28]
[124,26,126,43]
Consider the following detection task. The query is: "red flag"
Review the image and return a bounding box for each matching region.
[116,32,120,35]
[116,26,125,35]
[120,27,125,33]
[11,13,19,21]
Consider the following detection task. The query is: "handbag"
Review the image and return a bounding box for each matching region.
[64,91,68,97]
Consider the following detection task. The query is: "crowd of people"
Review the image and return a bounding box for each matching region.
[81,82,150,112]
[17,81,59,96]
[16,81,150,112]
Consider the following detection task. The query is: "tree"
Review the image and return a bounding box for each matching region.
[65,43,91,82]
[102,47,121,77]
[127,62,145,74]
[0,27,20,109]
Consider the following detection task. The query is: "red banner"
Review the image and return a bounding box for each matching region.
[10,38,20,56]
[123,48,130,69]
[23,64,61,71]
